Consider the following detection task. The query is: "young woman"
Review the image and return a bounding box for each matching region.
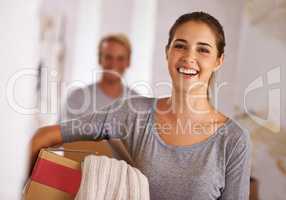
[30,12,251,200]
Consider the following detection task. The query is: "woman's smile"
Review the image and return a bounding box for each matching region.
[177,66,200,79]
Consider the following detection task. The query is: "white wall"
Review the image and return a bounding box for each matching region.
[38,0,79,123]
[234,6,286,199]
[71,0,102,85]
[235,6,286,129]
[126,0,157,96]
[0,0,40,199]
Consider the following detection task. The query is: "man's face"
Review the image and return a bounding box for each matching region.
[99,40,130,82]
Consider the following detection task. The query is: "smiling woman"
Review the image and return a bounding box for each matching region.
[29,12,251,200]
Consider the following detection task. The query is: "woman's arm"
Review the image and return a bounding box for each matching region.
[221,131,251,200]
[29,98,131,172]
[29,125,63,173]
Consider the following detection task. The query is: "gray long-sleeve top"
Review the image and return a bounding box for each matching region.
[60,96,251,200]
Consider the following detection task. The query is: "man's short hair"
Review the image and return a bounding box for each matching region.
[98,33,132,62]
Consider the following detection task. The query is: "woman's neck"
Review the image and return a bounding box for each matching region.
[168,89,214,119]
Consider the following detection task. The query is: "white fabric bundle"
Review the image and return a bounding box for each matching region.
[75,155,150,200]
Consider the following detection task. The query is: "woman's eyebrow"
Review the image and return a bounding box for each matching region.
[197,42,213,48]
[174,39,187,43]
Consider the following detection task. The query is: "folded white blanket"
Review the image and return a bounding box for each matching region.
[75,155,150,200]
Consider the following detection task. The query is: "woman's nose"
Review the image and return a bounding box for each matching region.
[182,49,196,63]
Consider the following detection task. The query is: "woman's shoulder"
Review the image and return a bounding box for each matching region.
[225,118,249,138]
[219,118,251,151]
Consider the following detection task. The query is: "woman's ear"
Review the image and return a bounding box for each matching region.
[213,54,224,72]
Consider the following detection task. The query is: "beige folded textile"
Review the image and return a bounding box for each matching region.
[75,155,150,200]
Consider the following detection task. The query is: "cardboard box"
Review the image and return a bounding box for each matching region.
[63,140,112,162]
[23,149,81,200]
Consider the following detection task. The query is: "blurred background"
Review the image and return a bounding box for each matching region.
[0,0,285,199]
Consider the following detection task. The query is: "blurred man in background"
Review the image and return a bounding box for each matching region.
[62,34,138,164]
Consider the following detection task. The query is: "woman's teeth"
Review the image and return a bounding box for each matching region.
[177,67,199,76]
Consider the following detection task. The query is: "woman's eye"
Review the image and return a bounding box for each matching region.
[174,44,186,49]
[197,47,210,54]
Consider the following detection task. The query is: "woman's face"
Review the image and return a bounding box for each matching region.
[166,21,223,93]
